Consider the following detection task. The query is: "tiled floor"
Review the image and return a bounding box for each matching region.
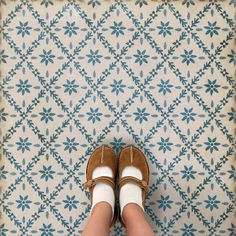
[0,0,235,235]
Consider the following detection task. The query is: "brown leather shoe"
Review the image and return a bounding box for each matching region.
[118,145,150,227]
[83,145,117,227]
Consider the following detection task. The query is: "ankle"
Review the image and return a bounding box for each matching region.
[122,203,145,223]
[91,202,113,221]
[123,203,155,236]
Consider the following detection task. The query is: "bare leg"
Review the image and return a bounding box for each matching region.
[123,203,155,236]
[82,202,112,236]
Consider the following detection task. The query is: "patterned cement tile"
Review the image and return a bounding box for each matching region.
[0,0,235,235]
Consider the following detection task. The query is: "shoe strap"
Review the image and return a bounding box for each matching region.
[118,176,148,193]
[84,176,115,189]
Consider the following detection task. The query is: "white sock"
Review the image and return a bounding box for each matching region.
[119,166,143,218]
[90,166,115,221]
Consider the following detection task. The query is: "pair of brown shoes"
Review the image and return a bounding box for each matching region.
[83,145,150,227]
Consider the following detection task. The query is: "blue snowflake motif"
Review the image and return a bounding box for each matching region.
[0,166,8,180]
[204,137,220,153]
[63,21,79,37]
[39,165,55,181]
[204,195,220,211]
[133,107,150,123]
[40,0,53,8]
[16,195,32,211]
[182,0,195,8]
[86,49,102,65]
[133,49,150,65]
[0,108,8,122]
[63,195,79,211]
[204,21,220,37]
[110,79,126,95]
[135,0,148,7]
[228,49,236,65]
[39,107,56,124]
[157,21,173,37]
[63,137,79,154]
[204,79,220,95]
[0,224,8,236]
[180,49,197,65]
[39,49,55,66]
[180,107,197,124]
[16,79,32,95]
[0,50,8,63]
[228,107,236,123]
[113,224,123,234]
[181,224,197,236]
[39,223,55,236]
[157,79,173,95]
[63,79,79,95]
[88,0,101,8]
[110,21,126,37]
[110,137,126,153]
[157,137,173,153]
[227,165,235,181]
[87,107,102,123]
[181,165,197,181]
[16,21,32,37]
[157,195,173,211]
[16,137,32,153]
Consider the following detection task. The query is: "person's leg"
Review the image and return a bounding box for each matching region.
[82,202,112,236]
[122,203,155,236]
[82,146,117,236]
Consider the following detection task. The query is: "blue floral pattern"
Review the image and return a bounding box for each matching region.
[181,224,197,236]
[63,21,79,37]
[16,21,32,37]
[204,137,221,153]
[86,49,103,65]
[39,224,55,236]
[133,107,150,123]
[0,50,8,63]
[180,49,197,65]
[39,107,56,124]
[0,108,8,122]
[204,195,221,211]
[86,107,102,123]
[157,195,173,211]
[110,21,126,37]
[133,49,150,65]
[39,49,56,66]
[39,165,55,181]
[181,165,197,181]
[63,137,79,153]
[0,166,8,180]
[181,107,197,124]
[63,195,79,211]
[16,79,32,95]
[0,1,235,235]
[40,0,53,8]
[63,79,79,95]
[157,137,173,153]
[228,49,236,65]
[15,137,32,153]
[204,79,220,95]
[157,79,173,95]
[110,79,126,95]
[16,195,32,211]
[157,21,173,37]
[204,21,220,37]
